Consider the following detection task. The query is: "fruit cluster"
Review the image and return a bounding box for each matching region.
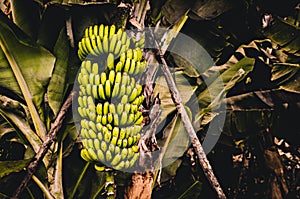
[76,24,145,171]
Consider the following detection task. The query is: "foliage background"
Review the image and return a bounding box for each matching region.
[0,0,299,198]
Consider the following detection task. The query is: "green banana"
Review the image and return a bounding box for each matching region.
[77,24,145,176]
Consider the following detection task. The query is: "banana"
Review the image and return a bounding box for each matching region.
[105,80,111,99]
[117,103,124,115]
[121,95,128,104]
[136,47,143,61]
[119,128,126,139]
[93,25,98,36]
[92,85,98,99]
[88,111,96,121]
[81,74,88,86]
[114,160,125,170]
[127,137,133,146]
[100,72,107,85]
[120,111,128,126]
[107,113,113,124]
[109,104,116,114]
[80,39,89,57]
[79,85,86,96]
[94,74,100,86]
[94,164,105,171]
[102,35,109,53]
[113,113,119,126]
[104,129,111,142]
[134,61,141,75]
[111,82,120,98]
[87,148,98,161]
[96,35,104,54]
[80,149,93,162]
[102,115,108,126]
[78,96,84,107]
[121,31,127,44]
[136,84,143,96]
[124,103,131,113]
[104,25,109,37]
[108,70,115,85]
[127,148,134,159]
[117,139,123,148]
[132,145,139,153]
[118,85,126,98]
[108,143,115,154]
[91,35,100,55]
[124,58,131,73]
[101,140,107,151]
[89,73,94,85]
[126,49,133,60]
[88,26,93,38]
[115,61,123,72]
[109,34,117,52]
[106,150,113,161]
[89,121,97,133]
[84,37,97,56]
[129,88,138,102]
[127,114,135,125]
[112,127,119,139]
[130,104,137,113]
[86,84,92,95]
[129,153,139,167]
[115,72,122,83]
[111,136,117,145]
[134,111,142,123]
[115,146,121,154]
[106,124,113,131]
[80,128,88,138]
[97,150,105,162]
[92,62,99,74]
[122,139,128,148]
[109,24,116,38]
[126,85,133,96]
[124,160,130,169]
[121,73,129,86]
[94,139,101,151]
[114,40,122,56]
[133,49,138,61]
[99,24,104,39]
[103,101,109,115]
[111,154,122,166]
[135,115,143,125]
[96,103,102,115]
[96,123,103,132]
[96,115,102,123]
[98,84,106,100]
[121,148,128,160]
[116,28,122,40]
[129,59,136,75]
[107,53,115,70]
[78,107,85,117]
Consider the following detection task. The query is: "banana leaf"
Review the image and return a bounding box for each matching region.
[0,158,32,179]
[263,16,300,56]
[0,12,55,115]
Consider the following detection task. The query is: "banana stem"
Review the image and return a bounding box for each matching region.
[105,170,115,199]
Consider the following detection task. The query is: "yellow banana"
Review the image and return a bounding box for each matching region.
[97,149,105,162]
[115,72,122,83]
[94,74,100,85]
[117,103,124,115]
[93,25,98,36]
[126,49,133,60]
[100,72,107,85]
[86,84,92,95]
[88,26,93,38]
[112,127,119,139]
[129,59,136,75]
[129,88,138,102]
[109,24,116,38]
[113,113,119,126]
[104,25,109,37]
[99,24,104,39]
[91,35,100,54]
[87,148,98,161]
[94,164,105,171]
[96,35,104,54]
[105,80,111,99]
[121,95,128,104]
[108,70,115,85]
[100,140,107,151]
[103,101,109,115]
[80,149,92,162]
[112,82,120,98]
[106,150,112,161]
[107,113,113,124]
[124,58,131,73]
[88,129,97,139]
[102,35,109,53]
[109,34,117,52]
[98,84,106,100]
[120,111,128,126]
[111,154,122,166]
[92,62,98,74]
[114,40,122,56]
[107,53,114,70]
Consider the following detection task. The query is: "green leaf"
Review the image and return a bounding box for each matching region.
[10,0,41,40]
[177,181,202,199]
[0,13,55,109]
[263,16,300,56]
[47,27,69,116]
[271,63,300,93]
[194,57,255,127]
[0,158,32,179]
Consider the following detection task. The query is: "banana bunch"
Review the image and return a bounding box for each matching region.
[78,24,145,61]
[76,24,146,171]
